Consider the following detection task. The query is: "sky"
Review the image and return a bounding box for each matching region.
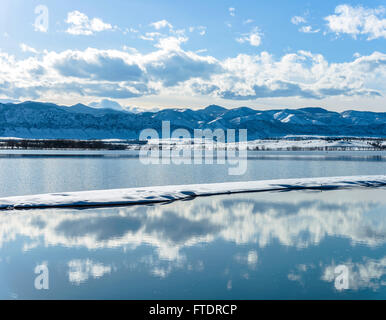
[0,0,385,112]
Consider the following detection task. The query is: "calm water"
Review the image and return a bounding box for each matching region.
[0,150,385,197]
[0,188,385,299]
[0,150,385,299]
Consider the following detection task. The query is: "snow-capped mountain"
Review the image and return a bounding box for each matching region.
[0,101,385,139]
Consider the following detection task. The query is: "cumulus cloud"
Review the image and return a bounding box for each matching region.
[325,5,386,40]
[0,37,221,100]
[194,50,386,100]
[52,48,144,82]
[150,19,173,30]
[146,37,222,86]
[0,38,385,103]
[291,14,319,34]
[89,98,124,111]
[65,11,113,35]
[82,83,152,99]
[299,25,320,33]
[154,35,188,50]
[20,43,38,54]
[147,52,221,87]
[236,27,262,46]
[219,82,320,100]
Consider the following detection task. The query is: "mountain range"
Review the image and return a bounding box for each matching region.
[0,101,385,140]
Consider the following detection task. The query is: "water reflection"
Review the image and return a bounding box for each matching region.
[68,259,113,285]
[0,188,385,299]
[1,151,386,197]
[2,189,384,254]
[322,257,386,291]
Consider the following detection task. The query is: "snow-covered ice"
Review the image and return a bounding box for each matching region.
[0,175,385,210]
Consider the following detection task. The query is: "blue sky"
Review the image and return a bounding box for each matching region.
[0,0,385,111]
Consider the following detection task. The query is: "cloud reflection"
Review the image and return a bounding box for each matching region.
[0,189,385,262]
[322,257,386,290]
[1,188,386,290]
[68,259,113,285]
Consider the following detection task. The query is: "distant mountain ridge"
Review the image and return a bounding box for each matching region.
[0,101,385,140]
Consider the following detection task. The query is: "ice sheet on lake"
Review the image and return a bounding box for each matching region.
[0,175,385,210]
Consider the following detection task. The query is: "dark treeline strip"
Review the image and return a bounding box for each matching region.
[0,139,146,150]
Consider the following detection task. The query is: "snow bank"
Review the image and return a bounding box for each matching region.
[148,138,385,151]
[0,175,385,210]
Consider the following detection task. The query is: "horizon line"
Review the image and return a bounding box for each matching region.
[0,100,383,114]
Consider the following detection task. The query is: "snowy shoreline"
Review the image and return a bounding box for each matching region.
[0,175,385,210]
[0,137,385,152]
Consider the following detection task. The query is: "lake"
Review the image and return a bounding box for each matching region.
[0,150,385,299]
[0,150,385,197]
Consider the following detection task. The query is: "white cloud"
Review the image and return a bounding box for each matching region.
[197,26,206,36]
[150,19,173,30]
[89,98,124,111]
[291,16,306,25]
[65,10,113,35]
[243,19,254,25]
[195,50,386,100]
[236,27,262,47]
[325,5,386,40]
[154,35,188,50]
[291,14,319,34]
[229,7,235,17]
[247,33,262,46]
[140,32,163,41]
[122,46,138,53]
[188,26,206,36]
[0,36,222,100]
[0,35,385,103]
[20,43,38,54]
[124,27,139,34]
[299,25,320,33]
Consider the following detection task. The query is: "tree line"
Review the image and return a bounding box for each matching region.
[0,139,144,150]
